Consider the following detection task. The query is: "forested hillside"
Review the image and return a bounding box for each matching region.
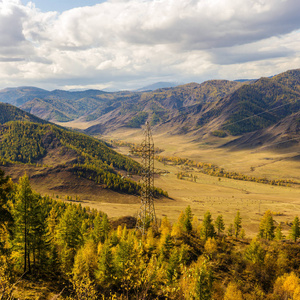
[1,171,300,299]
[0,121,147,195]
[220,73,300,135]
[0,103,47,125]
[222,111,300,150]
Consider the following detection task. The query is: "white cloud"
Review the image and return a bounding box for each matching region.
[0,0,299,90]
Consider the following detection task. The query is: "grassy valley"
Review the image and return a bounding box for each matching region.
[98,128,300,239]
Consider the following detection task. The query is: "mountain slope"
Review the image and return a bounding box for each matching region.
[0,86,49,106]
[0,102,48,124]
[21,90,141,122]
[85,80,244,134]
[0,112,161,201]
[221,111,300,151]
[219,72,300,135]
[153,68,300,138]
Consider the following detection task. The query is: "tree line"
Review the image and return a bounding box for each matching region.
[156,155,299,187]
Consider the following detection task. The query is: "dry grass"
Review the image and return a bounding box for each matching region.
[97,128,300,238]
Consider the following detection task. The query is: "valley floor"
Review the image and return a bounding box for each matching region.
[96,128,300,238]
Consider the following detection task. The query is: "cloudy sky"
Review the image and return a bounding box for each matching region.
[0,0,299,91]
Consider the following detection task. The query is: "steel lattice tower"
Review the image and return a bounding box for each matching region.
[136,121,157,234]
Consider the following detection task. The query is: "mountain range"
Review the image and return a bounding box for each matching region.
[0,68,299,150]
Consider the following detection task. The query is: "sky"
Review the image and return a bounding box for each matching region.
[0,0,300,91]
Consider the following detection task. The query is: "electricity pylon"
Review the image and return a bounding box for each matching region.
[136,121,157,234]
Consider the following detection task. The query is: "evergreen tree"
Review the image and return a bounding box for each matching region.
[159,216,172,236]
[201,211,215,240]
[166,247,180,283]
[234,211,242,238]
[159,233,173,260]
[12,175,48,273]
[183,205,193,233]
[0,169,13,252]
[244,239,265,264]
[57,205,83,251]
[72,240,97,281]
[275,223,284,240]
[194,261,213,300]
[215,215,225,236]
[100,214,110,243]
[258,210,275,240]
[29,194,50,272]
[47,207,58,239]
[290,216,300,242]
[96,240,115,287]
[56,205,83,272]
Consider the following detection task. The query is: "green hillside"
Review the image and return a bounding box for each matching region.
[221,70,300,135]
[0,121,146,195]
[0,103,47,125]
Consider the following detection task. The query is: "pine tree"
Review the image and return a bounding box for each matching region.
[12,175,49,273]
[100,214,110,243]
[184,205,193,233]
[57,205,83,251]
[47,207,58,238]
[290,216,300,242]
[30,194,50,272]
[159,233,173,260]
[72,240,97,281]
[96,240,115,287]
[201,211,215,240]
[12,175,33,273]
[234,211,242,238]
[166,247,180,283]
[215,215,225,236]
[244,239,265,264]
[258,210,275,240]
[194,261,213,300]
[159,216,172,236]
[56,205,83,272]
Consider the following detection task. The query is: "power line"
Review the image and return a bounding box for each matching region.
[136,122,157,234]
[220,101,298,130]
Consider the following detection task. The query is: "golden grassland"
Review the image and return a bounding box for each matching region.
[95,127,300,238]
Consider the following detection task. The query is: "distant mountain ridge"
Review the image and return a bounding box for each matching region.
[136,81,179,91]
[0,80,245,125]
[0,68,299,152]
